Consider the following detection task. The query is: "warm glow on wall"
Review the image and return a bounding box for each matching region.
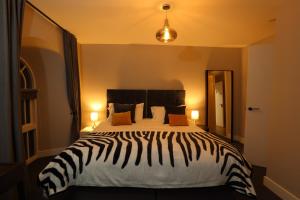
[186,97,200,109]
[91,103,102,111]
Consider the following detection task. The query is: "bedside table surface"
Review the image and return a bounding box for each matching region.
[80,126,94,132]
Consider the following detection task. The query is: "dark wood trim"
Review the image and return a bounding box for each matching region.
[25,1,65,31]
[231,71,234,143]
[205,70,209,131]
[221,79,226,131]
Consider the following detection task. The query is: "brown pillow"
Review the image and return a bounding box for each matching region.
[111,111,132,126]
[168,114,189,126]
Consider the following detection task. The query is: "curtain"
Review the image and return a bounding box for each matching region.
[62,30,82,142]
[0,0,25,163]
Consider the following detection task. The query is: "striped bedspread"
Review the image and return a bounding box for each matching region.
[38,131,256,198]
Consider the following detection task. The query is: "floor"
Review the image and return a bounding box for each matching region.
[27,157,281,200]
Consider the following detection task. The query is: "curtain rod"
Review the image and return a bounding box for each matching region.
[26,1,65,31]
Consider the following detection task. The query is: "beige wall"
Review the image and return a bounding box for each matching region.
[21,4,72,151]
[266,0,300,197]
[80,44,244,139]
[244,0,300,197]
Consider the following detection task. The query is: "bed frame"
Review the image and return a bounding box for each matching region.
[107,89,185,118]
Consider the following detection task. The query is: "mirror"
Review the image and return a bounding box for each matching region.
[206,70,233,142]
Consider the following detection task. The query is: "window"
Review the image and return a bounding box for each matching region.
[20,58,38,163]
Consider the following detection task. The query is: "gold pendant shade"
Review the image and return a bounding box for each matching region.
[156,4,177,43]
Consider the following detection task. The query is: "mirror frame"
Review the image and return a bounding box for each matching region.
[205,70,234,143]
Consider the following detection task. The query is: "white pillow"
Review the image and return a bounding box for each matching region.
[107,103,114,121]
[108,103,144,123]
[135,103,144,122]
[151,106,165,124]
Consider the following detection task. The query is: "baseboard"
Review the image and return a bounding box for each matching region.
[264,176,300,200]
[37,147,65,158]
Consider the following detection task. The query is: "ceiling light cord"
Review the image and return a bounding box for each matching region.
[165,9,168,20]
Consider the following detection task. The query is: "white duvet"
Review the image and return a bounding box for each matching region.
[39,120,256,198]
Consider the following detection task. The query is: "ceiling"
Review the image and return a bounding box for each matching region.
[28,0,280,47]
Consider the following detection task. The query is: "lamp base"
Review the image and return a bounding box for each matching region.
[92,122,96,129]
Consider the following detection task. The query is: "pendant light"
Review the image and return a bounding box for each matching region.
[156,4,177,43]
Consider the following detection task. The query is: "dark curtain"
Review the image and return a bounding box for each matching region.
[62,30,82,142]
[0,0,25,163]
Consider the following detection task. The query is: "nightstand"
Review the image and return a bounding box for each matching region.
[80,126,95,133]
[197,124,209,131]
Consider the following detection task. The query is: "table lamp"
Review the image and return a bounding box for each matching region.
[90,111,99,128]
[191,110,199,125]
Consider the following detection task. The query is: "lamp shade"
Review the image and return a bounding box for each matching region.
[191,110,199,120]
[90,112,99,122]
[156,4,177,43]
[156,18,177,43]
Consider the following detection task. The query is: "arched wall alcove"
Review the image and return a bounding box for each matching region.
[20,45,72,152]
[21,2,73,154]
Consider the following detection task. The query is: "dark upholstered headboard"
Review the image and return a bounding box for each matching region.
[107,90,147,117]
[147,90,185,118]
[107,89,185,118]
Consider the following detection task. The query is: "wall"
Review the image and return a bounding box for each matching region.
[244,1,300,198]
[80,44,244,139]
[265,0,300,198]
[21,4,71,151]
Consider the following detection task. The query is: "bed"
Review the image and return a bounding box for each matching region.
[38,89,256,198]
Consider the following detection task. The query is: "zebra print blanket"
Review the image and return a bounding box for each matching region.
[38,131,256,198]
